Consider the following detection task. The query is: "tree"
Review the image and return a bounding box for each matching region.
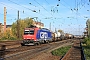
[11,17,34,39]
[24,18,34,27]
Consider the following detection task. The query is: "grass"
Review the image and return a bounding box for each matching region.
[51,46,71,56]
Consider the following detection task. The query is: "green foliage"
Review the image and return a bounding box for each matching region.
[8,37,17,40]
[83,37,89,44]
[83,37,90,45]
[0,17,34,41]
[0,36,16,40]
[83,46,90,60]
[51,46,71,56]
[83,37,90,60]
[11,22,17,38]
[0,36,7,40]
[11,17,34,39]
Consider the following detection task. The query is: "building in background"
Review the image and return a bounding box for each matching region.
[0,22,12,33]
[0,23,3,33]
[33,21,44,28]
[85,19,90,37]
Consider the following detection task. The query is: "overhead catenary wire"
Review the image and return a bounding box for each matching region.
[0,2,31,19]
[7,0,48,19]
[56,0,72,10]
[0,2,33,17]
[29,3,36,7]
[0,12,16,19]
[73,0,89,20]
[34,0,53,16]
[0,5,17,21]
[8,0,37,13]
[0,2,42,23]
[7,0,47,18]
[44,0,50,5]
[28,2,47,17]
[0,2,19,11]
[62,0,73,11]
[54,0,75,19]
[55,0,86,29]
[0,0,87,34]
[74,0,88,11]
[29,3,41,13]
[57,1,78,21]
[74,0,89,17]
[79,0,88,10]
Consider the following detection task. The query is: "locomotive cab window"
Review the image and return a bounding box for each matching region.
[24,30,29,35]
[24,30,34,35]
[29,30,34,35]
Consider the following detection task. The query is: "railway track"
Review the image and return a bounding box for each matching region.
[61,39,84,60]
[0,40,22,50]
[0,39,73,60]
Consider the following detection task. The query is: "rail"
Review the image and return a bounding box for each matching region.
[0,39,73,60]
[61,40,86,60]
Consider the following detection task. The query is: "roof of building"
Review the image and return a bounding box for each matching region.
[6,25,12,28]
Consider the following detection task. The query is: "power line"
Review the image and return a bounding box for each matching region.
[62,0,73,11]
[55,0,75,18]
[73,0,89,12]
[0,2,18,11]
[29,3,37,7]
[0,3,46,24]
[8,0,37,13]
[0,12,16,21]
[34,0,53,16]
[0,5,17,21]
[45,0,50,5]
[8,0,48,18]
[28,2,47,17]
[0,2,41,23]
[57,0,73,11]
[79,0,88,9]
[0,2,30,19]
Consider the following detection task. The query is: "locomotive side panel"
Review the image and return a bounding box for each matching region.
[36,29,52,43]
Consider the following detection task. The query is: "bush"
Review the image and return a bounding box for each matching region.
[83,37,89,44]
[8,37,17,40]
[1,36,7,40]
[0,36,17,40]
[83,37,90,60]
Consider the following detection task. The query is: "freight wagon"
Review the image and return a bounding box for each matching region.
[53,31,65,41]
[54,32,61,41]
[21,27,52,46]
[65,33,74,39]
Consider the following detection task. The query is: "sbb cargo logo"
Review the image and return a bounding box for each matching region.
[40,32,48,38]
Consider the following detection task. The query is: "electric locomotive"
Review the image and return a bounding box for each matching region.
[21,27,52,46]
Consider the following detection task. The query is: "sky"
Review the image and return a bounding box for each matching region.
[0,0,90,35]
